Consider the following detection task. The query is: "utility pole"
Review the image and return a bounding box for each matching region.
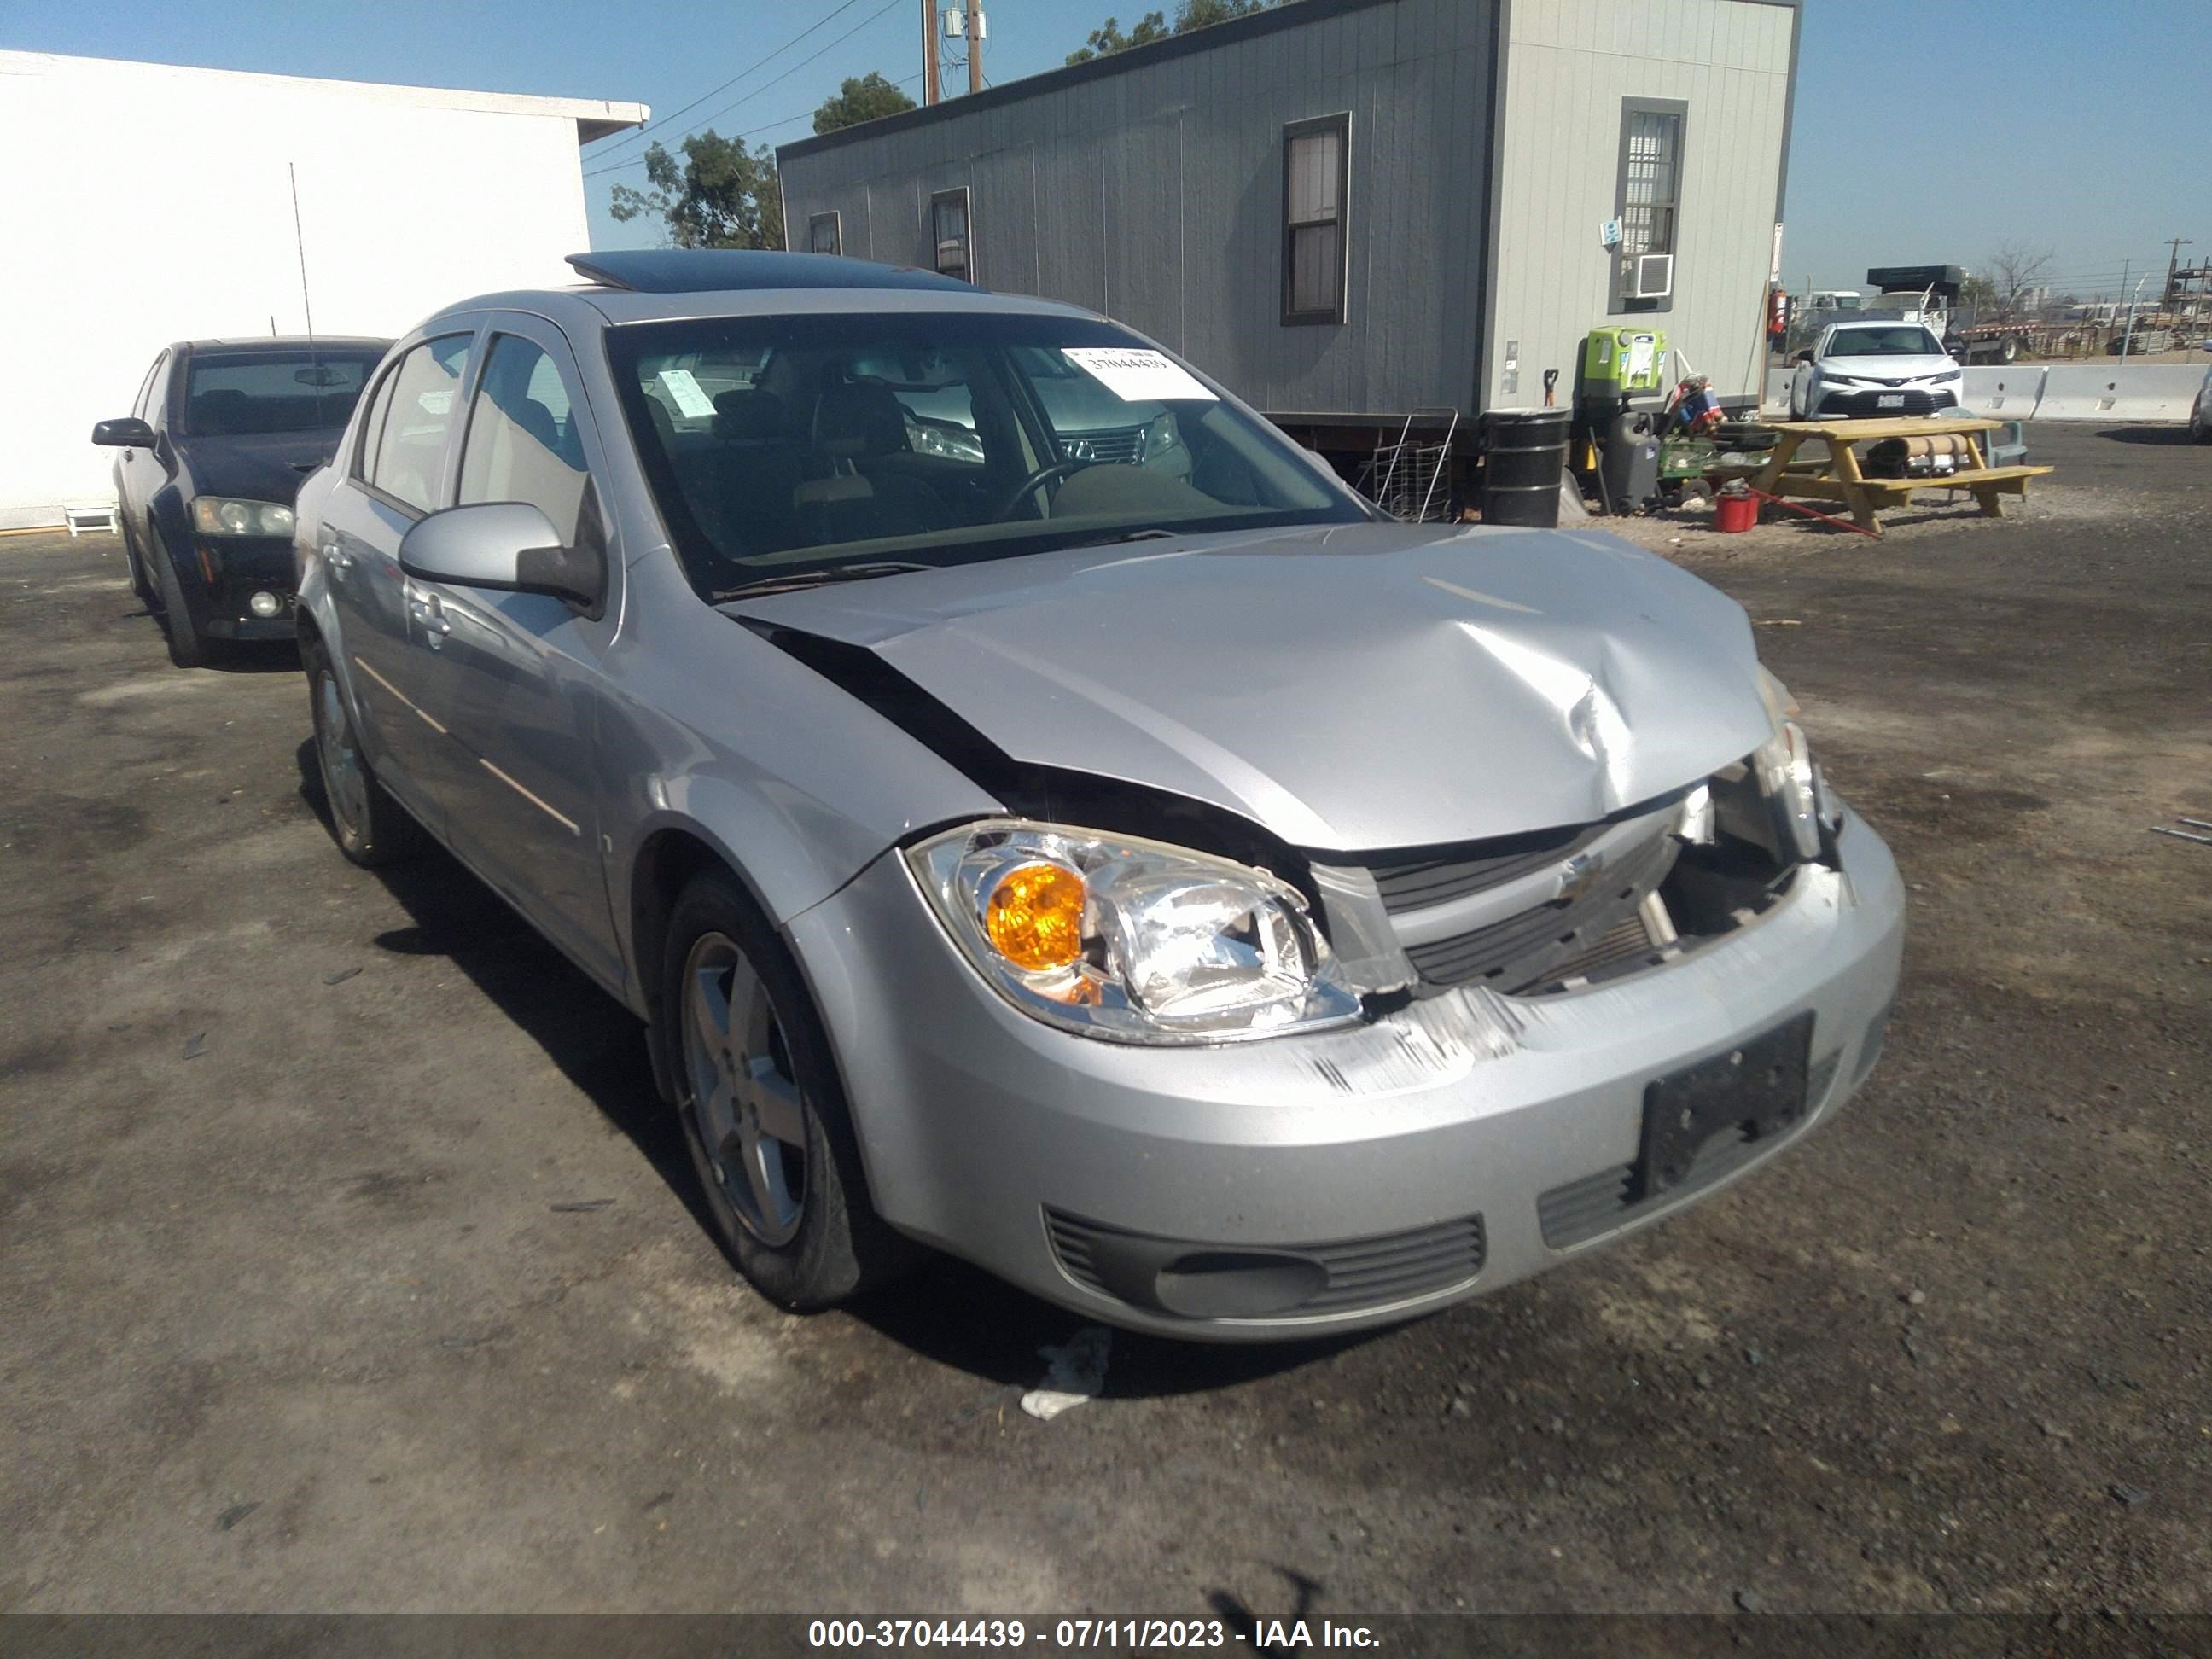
[922,0,939,104]
[966,0,985,93]
[2163,236,2193,301]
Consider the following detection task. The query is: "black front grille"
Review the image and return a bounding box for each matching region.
[1815,387,1956,418]
[1365,820,1607,916]
[1401,821,1679,992]
[1045,1208,1486,1319]
[1063,426,1144,465]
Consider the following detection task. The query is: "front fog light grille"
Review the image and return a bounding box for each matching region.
[1045,1208,1486,1320]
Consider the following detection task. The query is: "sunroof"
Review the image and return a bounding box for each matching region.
[565,250,976,295]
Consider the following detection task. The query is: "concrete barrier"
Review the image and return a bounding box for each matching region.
[1763,366,1792,415]
[2034,363,2206,422]
[1958,366,2045,419]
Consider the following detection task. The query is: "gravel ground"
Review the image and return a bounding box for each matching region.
[1,425,2207,1622]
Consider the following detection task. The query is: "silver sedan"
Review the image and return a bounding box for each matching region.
[293,251,1903,1340]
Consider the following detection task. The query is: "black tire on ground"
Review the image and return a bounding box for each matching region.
[147,528,213,668]
[301,633,429,866]
[2193,398,2211,445]
[658,864,923,1311]
[1999,335,2020,364]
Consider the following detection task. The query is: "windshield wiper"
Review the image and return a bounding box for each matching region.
[713,561,937,602]
[1057,528,1178,550]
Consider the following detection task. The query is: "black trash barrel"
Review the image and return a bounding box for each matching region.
[1481,408,1573,527]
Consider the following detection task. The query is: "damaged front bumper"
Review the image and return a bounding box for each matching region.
[791,805,1905,1341]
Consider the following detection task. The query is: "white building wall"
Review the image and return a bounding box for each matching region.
[0,53,643,527]
[1487,0,1794,405]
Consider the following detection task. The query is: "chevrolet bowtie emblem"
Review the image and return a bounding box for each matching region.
[1556,851,1607,904]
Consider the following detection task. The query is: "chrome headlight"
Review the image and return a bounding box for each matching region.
[905,820,1362,1045]
[1930,369,1963,384]
[191,497,295,538]
[1753,666,1830,859]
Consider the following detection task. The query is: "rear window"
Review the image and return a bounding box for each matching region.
[183,352,382,436]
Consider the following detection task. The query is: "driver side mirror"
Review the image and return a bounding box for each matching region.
[1792,350,1814,365]
[91,416,155,447]
[399,502,604,611]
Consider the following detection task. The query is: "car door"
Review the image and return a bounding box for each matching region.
[411,317,621,987]
[316,330,477,824]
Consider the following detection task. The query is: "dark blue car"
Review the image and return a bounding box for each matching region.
[93,337,389,666]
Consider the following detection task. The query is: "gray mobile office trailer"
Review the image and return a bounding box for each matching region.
[778,0,1798,469]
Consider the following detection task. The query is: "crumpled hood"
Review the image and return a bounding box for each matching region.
[1816,352,1954,381]
[734,521,1776,853]
[178,428,346,506]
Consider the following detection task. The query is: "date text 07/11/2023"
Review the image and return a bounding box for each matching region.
[805,1619,1382,1650]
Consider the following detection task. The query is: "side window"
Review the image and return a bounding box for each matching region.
[1282,114,1350,325]
[809,212,841,257]
[930,189,971,282]
[457,334,591,544]
[366,335,474,513]
[132,353,165,422]
[354,365,399,484]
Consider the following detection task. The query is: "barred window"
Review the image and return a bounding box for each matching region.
[1614,100,1686,314]
[1282,114,1350,325]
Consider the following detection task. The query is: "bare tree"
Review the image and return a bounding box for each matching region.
[1985,243,2054,317]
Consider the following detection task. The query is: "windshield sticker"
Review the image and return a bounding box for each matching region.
[1061,348,1217,404]
[655,368,718,419]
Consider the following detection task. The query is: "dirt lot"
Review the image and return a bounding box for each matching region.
[2,426,2208,1620]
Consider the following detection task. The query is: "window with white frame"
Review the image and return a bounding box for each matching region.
[809,212,841,257]
[930,188,972,282]
[1615,99,1686,313]
[1282,114,1350,324]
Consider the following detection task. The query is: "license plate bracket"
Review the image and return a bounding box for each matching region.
[1635,1012,1814,1201]
[1877,393,1906,408]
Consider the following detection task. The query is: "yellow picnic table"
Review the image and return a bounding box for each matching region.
[1749,417,2054,535]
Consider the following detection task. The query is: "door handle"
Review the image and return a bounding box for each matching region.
[409,590,451,646]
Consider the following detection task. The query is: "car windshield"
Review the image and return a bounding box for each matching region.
[1824,326,1942,358]
[182,351,383,436]
[604,311,1371,597]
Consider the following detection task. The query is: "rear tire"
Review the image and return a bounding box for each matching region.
[1998,335,2020,365]
[148,529,213,668]
[302,634,428,866]
[659,864,922,1311]
[2193,397,2211,445]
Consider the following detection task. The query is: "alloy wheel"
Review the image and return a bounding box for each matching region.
[681,931,808,1247]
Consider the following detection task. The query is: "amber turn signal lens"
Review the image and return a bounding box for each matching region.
[983,861,1086,971]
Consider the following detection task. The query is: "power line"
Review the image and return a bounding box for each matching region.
[585,67,928,178]
[587,0,870,160]
[585,0,910,176]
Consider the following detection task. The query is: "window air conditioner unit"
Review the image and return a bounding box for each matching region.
[1631,253,1674,300]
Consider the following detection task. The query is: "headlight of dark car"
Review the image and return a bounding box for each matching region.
[907,820,1362,1044]
[191,497,296,537]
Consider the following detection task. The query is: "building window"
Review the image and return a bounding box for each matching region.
[1614,98,1686,314]
[809,212,841,257]
[1282,113,1350,326]
[930,189,972,282]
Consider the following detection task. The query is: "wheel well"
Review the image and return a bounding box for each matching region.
[631,828,731,1018]
[296,607,323,649]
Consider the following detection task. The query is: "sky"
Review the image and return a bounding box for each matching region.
[5,0,2208,301]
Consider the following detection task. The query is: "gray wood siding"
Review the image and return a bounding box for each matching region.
[779,0,1499,420]
[1487,0,1794,405]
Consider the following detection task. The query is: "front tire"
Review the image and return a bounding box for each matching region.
[148,528,212,668]
[121,521,154,603]
[303,635,428,866]
[659,865,920,1311]
[2192,396,2211,445]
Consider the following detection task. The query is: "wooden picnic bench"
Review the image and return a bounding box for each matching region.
[1749,416,2054,535]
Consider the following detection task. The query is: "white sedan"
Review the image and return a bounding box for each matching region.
[1790,322,1965,420]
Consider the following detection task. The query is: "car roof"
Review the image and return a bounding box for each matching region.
[177,337,389,352]
[418,250,1104,332]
